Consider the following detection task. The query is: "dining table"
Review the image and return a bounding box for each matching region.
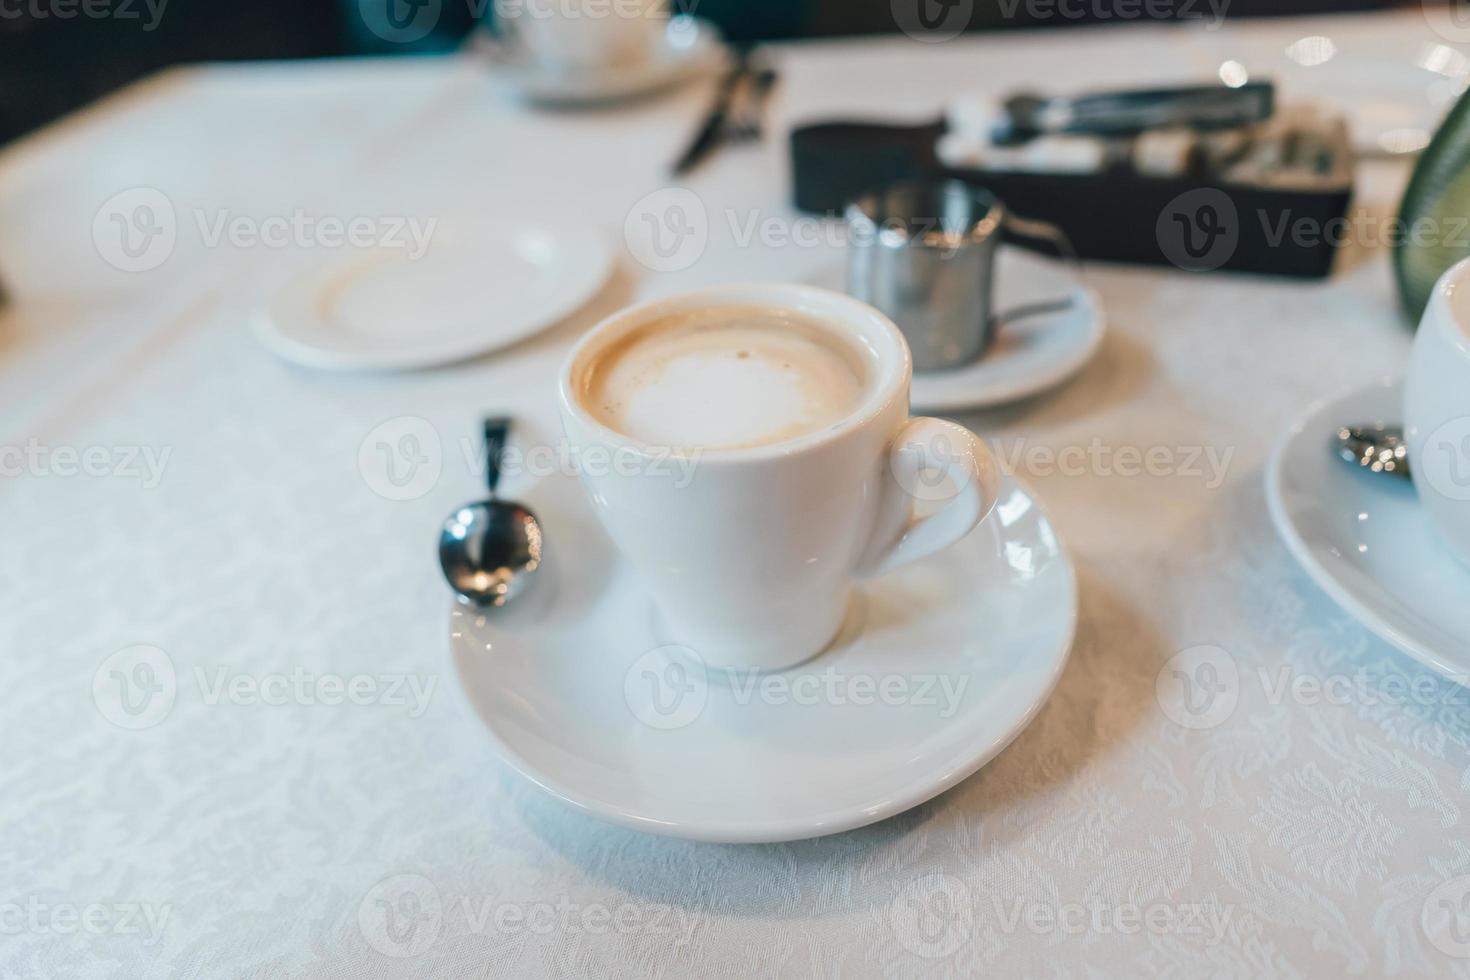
[3,8,1470,978]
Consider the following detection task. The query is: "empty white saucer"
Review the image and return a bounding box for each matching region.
[1267,377,1470,681]
[907,249,1104,413]
[253,221,611,372]
[447,471,1077,843]
[477,17,727,107]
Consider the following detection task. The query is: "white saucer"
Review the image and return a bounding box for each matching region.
[447,471,1077,843]
[253,221,610,372]
[1266,378,1470,681]
[907,250,1104,413]
[478,18,727,108]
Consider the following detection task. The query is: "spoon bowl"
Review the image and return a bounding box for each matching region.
[438,418,544,608]
[1335,423,1411,480]
[440,500,543,607]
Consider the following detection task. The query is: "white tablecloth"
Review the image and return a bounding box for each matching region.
[4,11,1470,978]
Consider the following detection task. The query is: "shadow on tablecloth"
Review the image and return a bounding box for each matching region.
[509,564,1163,920]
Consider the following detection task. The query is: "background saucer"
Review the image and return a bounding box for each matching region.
[909,249,1105,412]
[1267,377,1470,681]
[254,220,610,371]
[477,18,727,107]
[813,249,1104,413]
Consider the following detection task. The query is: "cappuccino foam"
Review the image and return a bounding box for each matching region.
[583,306,868,450]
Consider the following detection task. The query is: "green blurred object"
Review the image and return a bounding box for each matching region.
[1394,90,1470,324]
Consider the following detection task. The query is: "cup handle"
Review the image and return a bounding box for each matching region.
[994,214,1083,328]
[855,417,1003,578]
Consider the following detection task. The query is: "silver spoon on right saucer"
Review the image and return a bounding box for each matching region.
[1335,423,1411,480]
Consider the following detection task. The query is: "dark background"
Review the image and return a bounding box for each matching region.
[0,0,1403,146]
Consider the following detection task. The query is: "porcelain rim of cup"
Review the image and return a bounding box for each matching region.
[1437,256,1470,353]
[559,283,912,465]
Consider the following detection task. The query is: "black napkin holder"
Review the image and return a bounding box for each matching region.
[790,118,1353,279]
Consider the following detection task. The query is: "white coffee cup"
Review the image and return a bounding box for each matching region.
[496,0,667,71]
[557,283,1003,672]
[1406,256,1470,568]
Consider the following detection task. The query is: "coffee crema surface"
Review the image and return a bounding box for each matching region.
[582,305,870,450]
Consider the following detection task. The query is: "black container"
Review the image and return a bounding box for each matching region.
[790,118,1354,279]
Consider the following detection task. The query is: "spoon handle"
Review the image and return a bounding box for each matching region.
[483,417,512,496]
